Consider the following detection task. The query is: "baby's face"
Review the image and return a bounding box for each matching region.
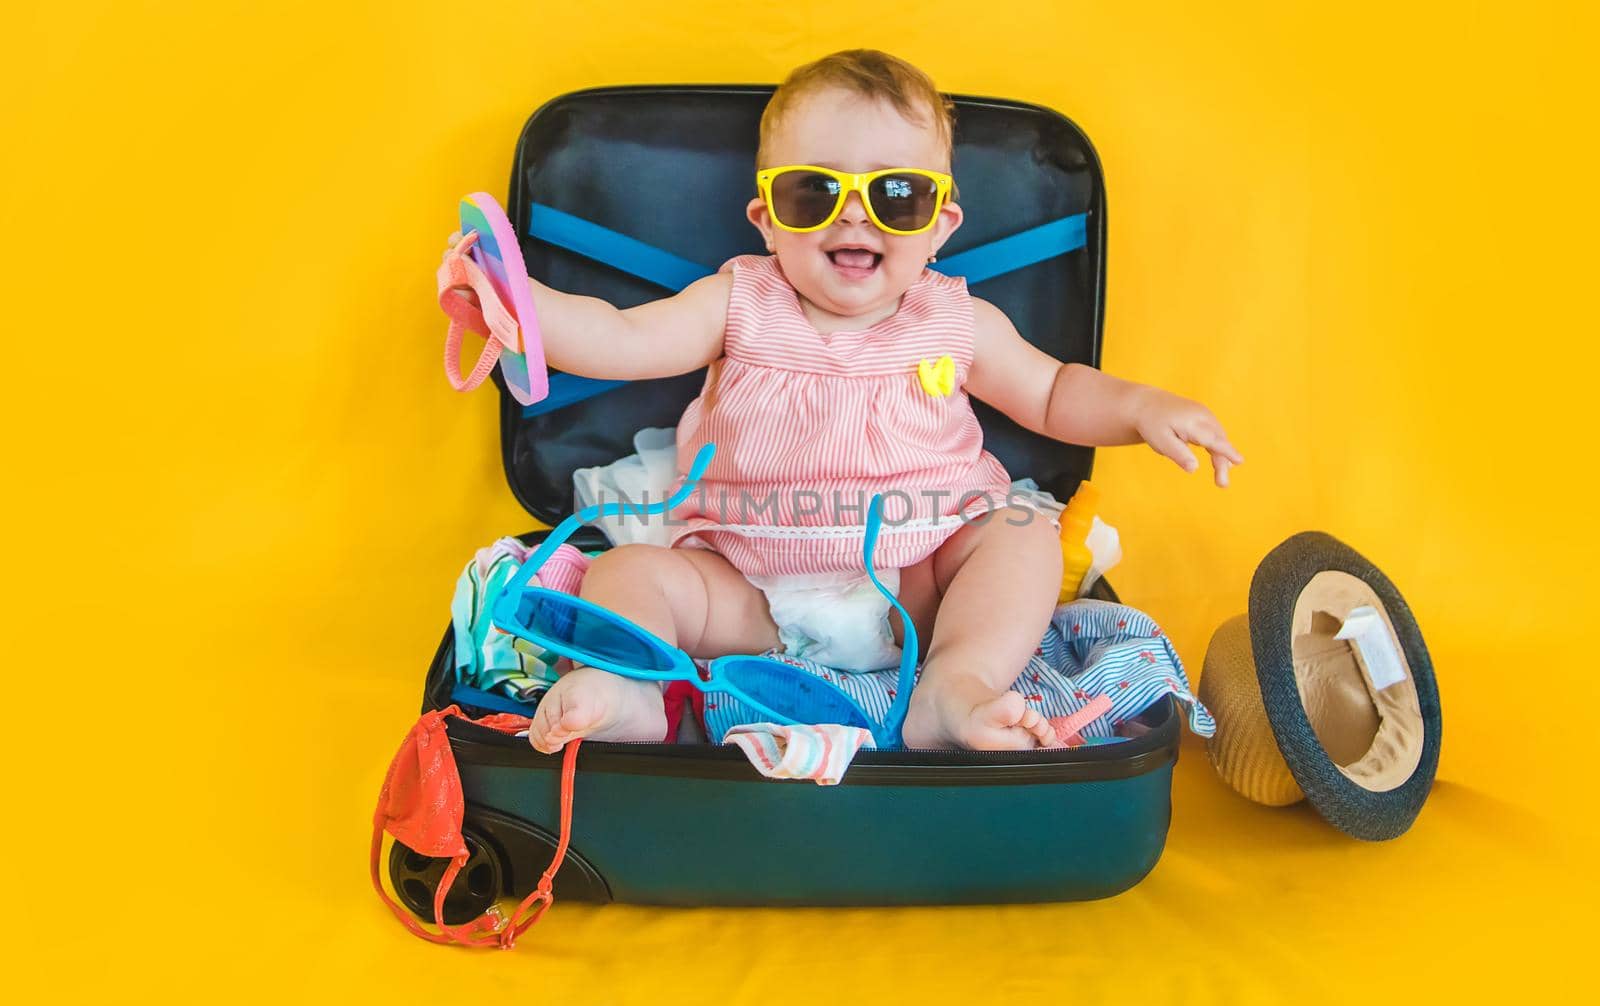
[748,87,962,325]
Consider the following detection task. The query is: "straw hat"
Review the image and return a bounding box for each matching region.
[1198,532,1442,840]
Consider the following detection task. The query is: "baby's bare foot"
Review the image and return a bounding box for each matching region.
[526,666,667,753]
[902,677,1056,751]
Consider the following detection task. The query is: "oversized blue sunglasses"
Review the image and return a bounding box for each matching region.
[490,443,917,749]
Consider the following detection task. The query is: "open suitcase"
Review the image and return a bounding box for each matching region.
[393,85,1185,918]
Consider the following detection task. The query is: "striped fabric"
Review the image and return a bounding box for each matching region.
[722,723,875,785]
[1034,601,1217,739]
[701,599,1216,745]
[670,254,1023,577]
[451,538,591,700]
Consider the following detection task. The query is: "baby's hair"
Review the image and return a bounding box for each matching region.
[757,49,956,169]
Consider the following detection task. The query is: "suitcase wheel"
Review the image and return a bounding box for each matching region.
[387,827,504,925]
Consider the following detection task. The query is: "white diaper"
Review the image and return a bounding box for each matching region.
[574,429,1102,671]
[573,426,680,548]
[747,569,904,673]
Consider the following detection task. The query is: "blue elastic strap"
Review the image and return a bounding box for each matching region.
[929,213,1087,285]
[521,203,1089,417]
[521,204,715,417]
[450,683,540,716]
[530,373,628,414]
[528,204,714,291]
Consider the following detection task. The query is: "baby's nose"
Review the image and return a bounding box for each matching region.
[836,191,870,225]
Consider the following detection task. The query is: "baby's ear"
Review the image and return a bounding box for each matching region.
[929,199,964,256]
[746,197,776,251]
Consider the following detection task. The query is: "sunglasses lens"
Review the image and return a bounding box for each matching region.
[868,173,941,233]
[769,170,844,229]
[714,656,875,729]
[520,590,678,673]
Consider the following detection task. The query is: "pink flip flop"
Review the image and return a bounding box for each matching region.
[436,192,548,405]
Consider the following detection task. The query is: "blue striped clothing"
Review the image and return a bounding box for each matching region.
[700,599,1215,744]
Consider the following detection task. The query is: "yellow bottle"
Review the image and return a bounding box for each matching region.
[1058,481,1099,603]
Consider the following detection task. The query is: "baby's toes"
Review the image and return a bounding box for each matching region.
[955,693,1035,750]
[1018,705,1055,746]
[529,679,599,753]
[973,690,1028,728]
[528,701,563,753]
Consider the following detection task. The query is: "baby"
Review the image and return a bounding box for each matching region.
[449,50,1241,753]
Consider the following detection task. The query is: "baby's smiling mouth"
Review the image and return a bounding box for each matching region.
[826,246,883,277]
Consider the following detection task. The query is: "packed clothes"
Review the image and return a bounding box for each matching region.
[452,532,1213,786]
[698,598,1214,745]
[450,537,589,700]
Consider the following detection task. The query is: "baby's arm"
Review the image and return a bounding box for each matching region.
[530,272,731,380]
[967,298,1244,486]
[445,232,728,380]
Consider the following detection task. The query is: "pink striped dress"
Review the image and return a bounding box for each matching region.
[670,254,1020,577]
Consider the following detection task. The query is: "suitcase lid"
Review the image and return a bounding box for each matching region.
[497,85,1106,526]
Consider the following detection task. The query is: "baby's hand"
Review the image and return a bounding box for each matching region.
[440,230,481,308]
[1133,389,1243,487]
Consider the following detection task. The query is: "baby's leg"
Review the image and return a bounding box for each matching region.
[528,544,779,753]
[901,507,1063,750]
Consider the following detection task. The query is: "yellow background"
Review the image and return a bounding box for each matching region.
[3,0,1594,999]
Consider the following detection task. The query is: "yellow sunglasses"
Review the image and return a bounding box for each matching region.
[756,165,954,236]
